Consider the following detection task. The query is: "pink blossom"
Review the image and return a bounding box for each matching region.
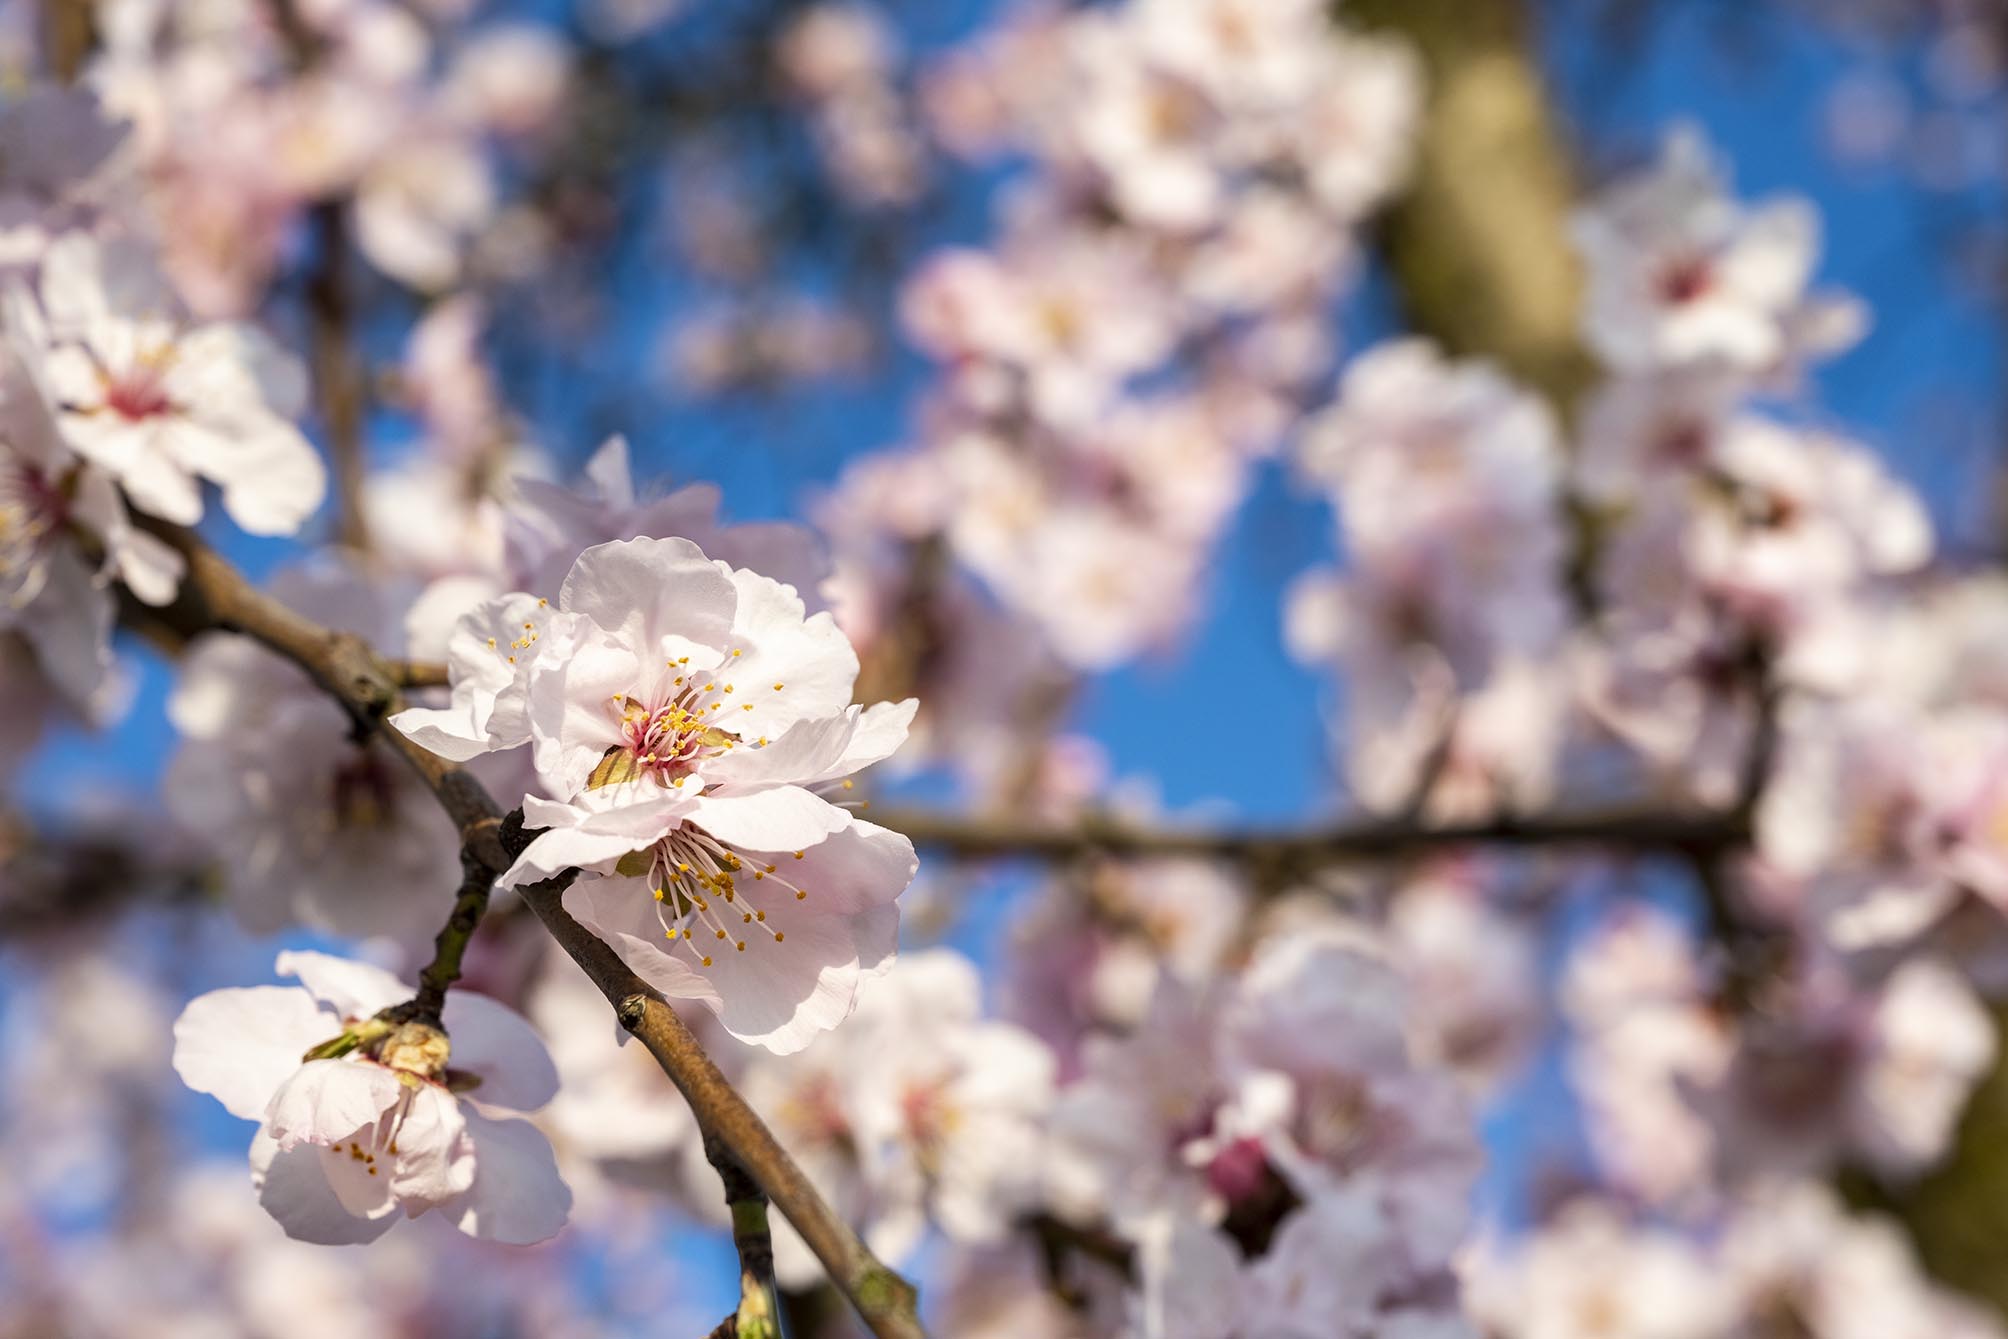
[395,536,918,1052]
[166,561,462,946]
[16,231,324,535]
[172,950,568,1245]
[1573,129,1865,374]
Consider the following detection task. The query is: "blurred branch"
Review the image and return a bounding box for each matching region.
[1349,0,1596,411]
[388,658,451,689]
[39,0,95,80]
[871,804,1749,877]
[0,818,210,937]
[306,203,373,554]
[119,523,927,1339]
[268,1,370,554]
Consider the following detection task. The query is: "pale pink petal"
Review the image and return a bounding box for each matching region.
[440,991,560,1111]
[446,1109,572,1244]
[277,949,411,1020]
[385,1084,477,1210]
[173,986,336,1121]
[264,1059,404,1150]
[251,1129,397,1246]
[559,536,736,654]
[685,784,851,851]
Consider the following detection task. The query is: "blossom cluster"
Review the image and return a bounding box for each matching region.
[6,4,2008,1339]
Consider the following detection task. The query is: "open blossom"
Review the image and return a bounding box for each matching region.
[165,562,462,946]
[1753,697,2008,951]
[1573,129,1866,375]
[737,949,1055,1284]
[14,231,324,534]
[1130,1192,1475,1339]
[0,314,182,703]
[504,435,827,605]
[1704,957,1994,1182]
[1048,929,1480,1333]
[1289,340,1570,816]
[1561,904,1731,1208]
[392,536,918,1052]
[1719,1182,2008,1339]
[172,951,569,1246]
[1464,1200,1737,1339]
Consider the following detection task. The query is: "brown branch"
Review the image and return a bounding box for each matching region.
[306,202,372,554]
[1348,0,1595,411]
[870,804,1750,878]
[40,0,96,80]
[387,658,452,690]
[128,523,926,1339]
[406,848,496,1023]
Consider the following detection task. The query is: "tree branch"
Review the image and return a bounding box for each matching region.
[869,804,1750,876]
[307,202,372,554]
[1348,0,1595,411]
[40,0,95,80]
[406,847,497,1023]
[126,523,926,1339]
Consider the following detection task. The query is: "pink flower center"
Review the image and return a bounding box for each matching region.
[1203,1135,1273,1205]
[103,367,176,421]
[1656,256,1714,306]
[588,671,746,791]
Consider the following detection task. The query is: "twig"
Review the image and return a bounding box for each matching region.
[126,523,927,1339]
[406,847,496,1023]
[40,0,95,79]
[705,1129,785,1339]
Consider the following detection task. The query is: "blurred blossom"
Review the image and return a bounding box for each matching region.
[1573,130,1863,376]
[165,561,462,950]
[1289,339,1570,819]
[1823,70,1912,166]
[442,26,570,141]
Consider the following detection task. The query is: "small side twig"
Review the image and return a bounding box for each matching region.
[706,1129,784,1339]
[405,846,496,1023]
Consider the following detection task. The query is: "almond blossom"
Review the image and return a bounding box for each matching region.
[1046,928,1481,1336]
[165,561,462,946]
[1573,129,1866,375]
[392,535,918,1052]
[737,948,1055,1283]
[1288,339,1571,816]
[14,231,324,535]
[172,950,569,1246]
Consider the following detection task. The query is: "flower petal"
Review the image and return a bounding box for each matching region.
[264,1059,403,1151]
[277,949,411,1020]
[440,990,561,1112]
[173,986,334,1121]
[251,1128,397,1246]
[559,536,736,657]
[446,1109,573,1245]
